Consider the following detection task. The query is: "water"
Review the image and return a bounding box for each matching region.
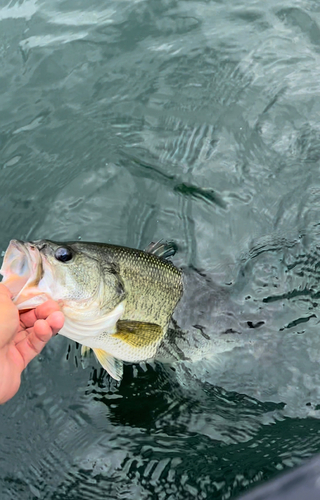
[1,0,320,498]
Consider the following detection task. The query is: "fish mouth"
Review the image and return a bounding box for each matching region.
[0,239,48,309]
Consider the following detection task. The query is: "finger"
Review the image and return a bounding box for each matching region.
[46,311,64,335]
[15,320,53,368]
[35,300,63,319]
[17,312,64,340]
[13,328,29,345]
[15,311,64,368]
[20,300,62,328]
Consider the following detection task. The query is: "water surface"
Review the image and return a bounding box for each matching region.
[2,0,320,498]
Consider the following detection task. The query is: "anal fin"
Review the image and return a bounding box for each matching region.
[93,348,123,381]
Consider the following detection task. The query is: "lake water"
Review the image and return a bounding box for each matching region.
[2,0,320,498]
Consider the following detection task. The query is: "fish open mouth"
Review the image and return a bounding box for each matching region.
[0,239,49,309]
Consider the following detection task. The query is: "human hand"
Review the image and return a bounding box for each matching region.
[0,284,64,404]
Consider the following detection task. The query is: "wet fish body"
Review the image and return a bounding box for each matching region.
[1,240,183,380]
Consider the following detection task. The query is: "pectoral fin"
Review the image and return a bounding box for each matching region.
[112,320,163,348]
[93,348,123,381]
[144,240,177,260]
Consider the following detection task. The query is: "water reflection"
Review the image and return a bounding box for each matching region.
[2,0,320,498]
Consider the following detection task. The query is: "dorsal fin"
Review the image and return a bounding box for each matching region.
[144,240,177,260]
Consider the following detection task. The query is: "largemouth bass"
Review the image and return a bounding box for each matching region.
[1,239,261,381]
[1,239,184,380]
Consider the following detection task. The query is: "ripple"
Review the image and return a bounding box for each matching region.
[20,32,89,50]
[45,8,116,27]
[0,0,38,21]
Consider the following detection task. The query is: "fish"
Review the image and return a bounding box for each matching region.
[1,238,266,381]
[0,239,184,380]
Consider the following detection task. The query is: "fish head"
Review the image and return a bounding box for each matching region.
[1,239,125,320]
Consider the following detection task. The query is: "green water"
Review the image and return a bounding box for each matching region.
[2,0,320,498]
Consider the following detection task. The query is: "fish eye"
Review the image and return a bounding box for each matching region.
[54,247,73,263]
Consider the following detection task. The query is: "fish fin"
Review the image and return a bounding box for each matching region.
[113,320,163,348]
[81,345,91,357]
[144,240,177,260]
[80,345,92,370]
[93,348,123,381]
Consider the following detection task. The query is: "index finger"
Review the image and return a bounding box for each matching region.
[20,300,62,328]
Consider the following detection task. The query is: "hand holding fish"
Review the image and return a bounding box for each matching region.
[0,284,64,404]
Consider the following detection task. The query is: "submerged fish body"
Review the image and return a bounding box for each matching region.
[1,239,183,380]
